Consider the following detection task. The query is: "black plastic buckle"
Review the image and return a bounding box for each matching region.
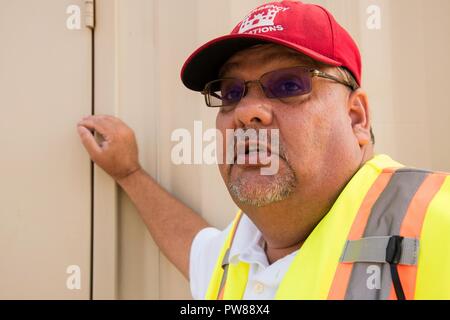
[386,235,404,264]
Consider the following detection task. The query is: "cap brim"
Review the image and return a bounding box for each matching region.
[181,33,343,92]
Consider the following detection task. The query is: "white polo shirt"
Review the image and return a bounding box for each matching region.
[189,214,299,300]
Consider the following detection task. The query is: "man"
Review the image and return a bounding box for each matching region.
[77,1,450,300]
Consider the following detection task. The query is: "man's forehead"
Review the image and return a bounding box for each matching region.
[219,44,317,77]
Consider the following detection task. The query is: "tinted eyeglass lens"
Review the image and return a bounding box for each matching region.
[207,79,245,107]
[205,67,313,107]
[261,67,312,99]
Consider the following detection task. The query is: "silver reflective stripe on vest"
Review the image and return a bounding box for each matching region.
[340,236,419,265]
[344,169,429,300]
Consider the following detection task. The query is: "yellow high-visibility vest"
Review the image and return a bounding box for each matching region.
[206,155,450,300]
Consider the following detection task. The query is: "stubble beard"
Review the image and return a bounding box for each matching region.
[227,157,297,208]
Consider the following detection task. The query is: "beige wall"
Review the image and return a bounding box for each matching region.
[1,0,449,299]
[0,0,92,299]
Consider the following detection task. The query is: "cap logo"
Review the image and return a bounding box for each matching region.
[238,4,289,34]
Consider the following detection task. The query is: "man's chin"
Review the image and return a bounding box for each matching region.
[227,165,297,208]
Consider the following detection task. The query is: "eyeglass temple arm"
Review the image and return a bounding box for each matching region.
[312,70,359,91]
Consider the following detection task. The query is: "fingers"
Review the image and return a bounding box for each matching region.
[77,125,102,158]
[78,115,117,136]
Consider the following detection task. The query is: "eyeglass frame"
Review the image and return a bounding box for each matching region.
[201,66,360,108]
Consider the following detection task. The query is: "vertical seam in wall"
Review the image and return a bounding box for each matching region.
[153,0,162,299]
[114,0,120,117]
[89,0,96,301]
[111,0,120,299]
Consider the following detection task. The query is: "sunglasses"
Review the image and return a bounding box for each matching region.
[202,66,359,108]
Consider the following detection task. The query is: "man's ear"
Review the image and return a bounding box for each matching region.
[347,89,371,146]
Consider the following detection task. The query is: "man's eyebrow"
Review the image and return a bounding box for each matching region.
[218,51,316,78]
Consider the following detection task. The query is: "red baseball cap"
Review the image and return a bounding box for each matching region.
[181,0,362,92]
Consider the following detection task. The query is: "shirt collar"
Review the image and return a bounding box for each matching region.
[228,214,269,268]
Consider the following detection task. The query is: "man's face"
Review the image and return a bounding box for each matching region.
[216,44,358,208]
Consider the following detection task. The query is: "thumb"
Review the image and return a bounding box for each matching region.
[77,125,102,159]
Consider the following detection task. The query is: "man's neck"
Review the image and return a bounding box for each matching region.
[264,239,304,265]
[243,185,340,264]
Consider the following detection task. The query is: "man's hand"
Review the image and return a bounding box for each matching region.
[77,115,142,181]
[76,114,210,279]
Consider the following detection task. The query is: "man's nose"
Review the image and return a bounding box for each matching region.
[233,85,273,127]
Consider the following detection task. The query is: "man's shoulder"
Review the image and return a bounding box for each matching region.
[366,158,450,227]
[396,167,450,227]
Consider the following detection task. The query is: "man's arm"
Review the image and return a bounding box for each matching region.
[77,115,210,279]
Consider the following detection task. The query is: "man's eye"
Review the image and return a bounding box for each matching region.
[222,88,242,102]
[277,79,303,95]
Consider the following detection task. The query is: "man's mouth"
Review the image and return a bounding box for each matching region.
[233,141,278,166]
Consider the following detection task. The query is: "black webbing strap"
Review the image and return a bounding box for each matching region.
[386,236,406,300]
